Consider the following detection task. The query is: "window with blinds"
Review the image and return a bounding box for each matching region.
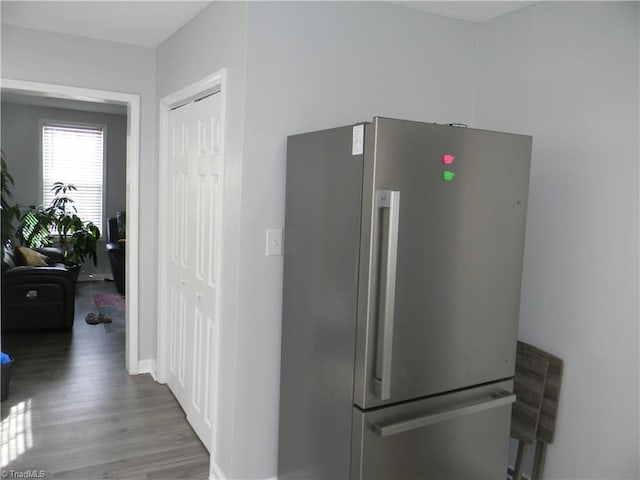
[42,122,105,234]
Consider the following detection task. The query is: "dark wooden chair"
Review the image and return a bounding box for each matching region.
[509,341,564,480]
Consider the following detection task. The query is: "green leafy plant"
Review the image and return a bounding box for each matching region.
[1,151,22,256]
[17,182,101,267]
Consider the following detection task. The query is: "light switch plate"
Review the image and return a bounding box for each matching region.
[266,229,283,256]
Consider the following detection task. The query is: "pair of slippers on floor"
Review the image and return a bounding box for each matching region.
[85,312,112,325]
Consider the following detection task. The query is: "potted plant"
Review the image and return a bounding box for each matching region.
[1,151,21,256]
[17,182,101,271]
[1,154,18,397]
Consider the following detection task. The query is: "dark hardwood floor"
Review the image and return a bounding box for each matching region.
[1,281,210,479]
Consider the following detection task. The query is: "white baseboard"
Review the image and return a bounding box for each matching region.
[137,359,157,380]
[207,461,276,480]
[209,461,225,480]
[78,273,111,282]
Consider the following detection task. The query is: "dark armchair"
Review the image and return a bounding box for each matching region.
[106,211,125,295]
[2,245,77,330]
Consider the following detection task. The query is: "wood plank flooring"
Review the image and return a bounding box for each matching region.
[1,281,210,479]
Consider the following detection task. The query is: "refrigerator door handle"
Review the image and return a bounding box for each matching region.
[370,389,516,437]
[373,189,400,400]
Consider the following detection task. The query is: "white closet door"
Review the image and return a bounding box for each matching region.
[166,92,222,452]
[188,92,222,450]
[167,101,192,413]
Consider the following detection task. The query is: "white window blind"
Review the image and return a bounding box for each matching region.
[42,123,104,233]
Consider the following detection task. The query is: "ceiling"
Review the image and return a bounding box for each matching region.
[393,1,538,23]
[0,1,540,49]
[0,1,538,114]
[0,1,213,48]
[1,91,128,115]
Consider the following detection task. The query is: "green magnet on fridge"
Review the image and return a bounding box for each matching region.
[443,170,455,181]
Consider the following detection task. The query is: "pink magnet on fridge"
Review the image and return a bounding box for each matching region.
[442,154,455,165]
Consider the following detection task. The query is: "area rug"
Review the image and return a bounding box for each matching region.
[93,293,125,333]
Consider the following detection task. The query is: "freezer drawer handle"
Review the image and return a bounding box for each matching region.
[373,189,400,401]
[371,389,516,437]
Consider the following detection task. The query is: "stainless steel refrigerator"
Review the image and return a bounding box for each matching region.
[278,117,532,479]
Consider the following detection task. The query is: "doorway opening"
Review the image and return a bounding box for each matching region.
[0,78,140,373]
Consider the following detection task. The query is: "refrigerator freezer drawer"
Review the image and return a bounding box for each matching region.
[351,381,514,480]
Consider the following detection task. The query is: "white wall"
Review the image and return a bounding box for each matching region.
[158,1,479,477]
[0,101,127,276]
[155,3,247,477]
[1,25,157,360]
[238,2,478,478]
[474,2,639,478]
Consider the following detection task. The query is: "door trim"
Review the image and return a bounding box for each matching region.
[0,78,141,374]
[156,69,227,452]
